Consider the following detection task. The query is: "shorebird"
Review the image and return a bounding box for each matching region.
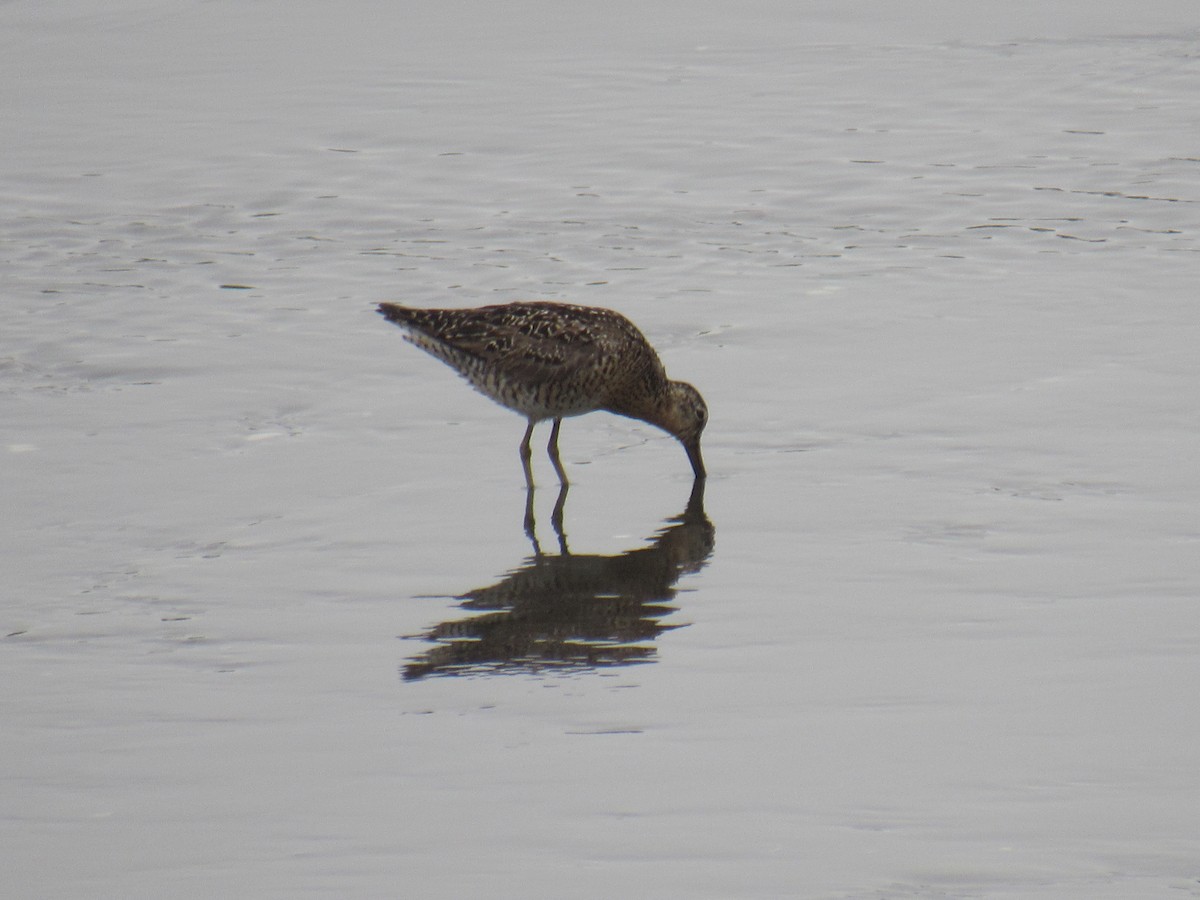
[377,301,707,482]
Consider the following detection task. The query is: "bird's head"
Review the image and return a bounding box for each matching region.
[660,381,707,479]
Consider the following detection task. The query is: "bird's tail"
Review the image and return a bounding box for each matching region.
[377,303,416,327]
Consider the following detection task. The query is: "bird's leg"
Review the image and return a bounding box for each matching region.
[546,417,569,485]
[519,420,536,488]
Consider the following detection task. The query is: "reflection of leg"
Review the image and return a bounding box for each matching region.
[550,480,570,555]
[523,479,542,557]
[519,420,535,488]
[546,418,569,485]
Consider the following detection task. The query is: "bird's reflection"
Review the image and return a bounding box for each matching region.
[402,479,714,680]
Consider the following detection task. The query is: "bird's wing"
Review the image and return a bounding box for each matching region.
[434,304,611,384]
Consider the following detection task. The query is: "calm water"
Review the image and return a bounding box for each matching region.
[4,2,1199,897]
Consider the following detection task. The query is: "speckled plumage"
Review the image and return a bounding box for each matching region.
[377,301,707,481]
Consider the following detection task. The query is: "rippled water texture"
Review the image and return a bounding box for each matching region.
[3,2,1199,897]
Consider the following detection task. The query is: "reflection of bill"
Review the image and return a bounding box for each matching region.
[401,480,714,680]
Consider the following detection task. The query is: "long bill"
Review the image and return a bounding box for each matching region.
[683,436,706,480]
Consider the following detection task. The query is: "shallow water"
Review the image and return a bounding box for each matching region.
[4,2,1200,897]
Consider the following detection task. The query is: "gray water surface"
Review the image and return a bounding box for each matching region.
[3,2,1199,898]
